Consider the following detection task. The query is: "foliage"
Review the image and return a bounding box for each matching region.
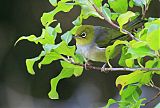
[16,0,160,107]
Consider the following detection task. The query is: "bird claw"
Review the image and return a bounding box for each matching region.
[101,63,106,72]
[84,61,92,70]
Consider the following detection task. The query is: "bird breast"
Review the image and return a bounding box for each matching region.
[76,44,106,62]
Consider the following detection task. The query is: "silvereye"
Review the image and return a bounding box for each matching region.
[74,18,144,63]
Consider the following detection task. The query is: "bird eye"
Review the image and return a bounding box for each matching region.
[81,32,87,38]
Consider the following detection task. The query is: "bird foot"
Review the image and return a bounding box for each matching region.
[84,61,92,70]
[101,63,106,72]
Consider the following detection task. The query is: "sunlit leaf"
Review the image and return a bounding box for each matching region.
[55,23,62,33]
[48,61,83,99]
[41,1,74,26]
[117,11,136,32]
[119,85,145,108]
[72,15,82,26]
[61,31,72,44]
[102,3,111,22]
[38,51,62,68]
[146,28,160,51]
[116,70,144,94]
[49,0,57,6]
[127,46,155,59]
[54,41,76,56]
[93,0,102,8]
[108,0,128,13]
[145,59,160,75]
[119,46,132,67]
[103,99,117,108]
[41,12,56,26]
[48,66,74,99]
[105,40,128,62]
[76,0,103,19]
[26,51,46,75]
[61,60,83,77]
[125,58,134,67]
[15,35,37,45]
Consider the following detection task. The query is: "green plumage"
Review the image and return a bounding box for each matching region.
[74,18,145,62]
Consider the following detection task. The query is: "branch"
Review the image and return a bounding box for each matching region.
[88,0,139,41]
[145,85,160,106]
[71,62,160,73]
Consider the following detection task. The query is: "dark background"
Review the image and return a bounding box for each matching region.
[0,0,160,108]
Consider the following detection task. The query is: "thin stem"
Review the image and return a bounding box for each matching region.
[71,62,160,73]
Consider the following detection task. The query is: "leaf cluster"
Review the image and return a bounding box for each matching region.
[16,0,160,107]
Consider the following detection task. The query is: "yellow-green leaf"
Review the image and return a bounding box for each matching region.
[116,70,144,94]
[117,11,136,32]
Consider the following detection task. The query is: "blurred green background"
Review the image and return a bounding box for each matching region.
[0,0,160,108]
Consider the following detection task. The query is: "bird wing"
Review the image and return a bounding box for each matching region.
[94,17,145,47]
[94,26,124,47]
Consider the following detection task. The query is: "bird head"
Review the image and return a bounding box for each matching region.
[74,25,94,45]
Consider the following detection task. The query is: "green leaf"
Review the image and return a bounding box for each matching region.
[140,72,152,84]
[55,23,62,33]
[49,0,57,6]
[108,0,128,13]
[38,51,62,68]
[72,16,82,26]
[56,2,74,12]
[16,27,55,46]
[48,61,83,99]
[61,31,72,44]
[15,35,37,45]
[155,102,160,108]
[105,40,128,62]
[73,54,85,64]
[133,0,146,7]
[146,28,160,51]
[121,85,141,100]
[125,58,134,67]
[145,59,160,68]
[37,28,55,45]
[70,26,80,35]
[42,41,75,56]
[48,62,74,99]
[116,70,144,94]
[103,99,117,108]
[117,11,136,32]
[41,1,74,26]
[93,0,102,8]
[129,0,134,7]
[102,3,111,22]
[47,26,58,41]
[130,40,147,48]
[127,46,155,59]
[76,0,103,19]
[145,59,160,75]
[61,61,83,77]
[119,46,132,67]
[54,41,76,56]
[41,12,56,26]
[26,51,46,75]
[119,85,145,108]
[111,13,119,21]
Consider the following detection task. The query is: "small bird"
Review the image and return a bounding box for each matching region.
[74,18,144,68]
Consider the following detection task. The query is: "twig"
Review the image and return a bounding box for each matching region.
[88,0,139,41]
[71,62,160,73]
[145,85,160,106]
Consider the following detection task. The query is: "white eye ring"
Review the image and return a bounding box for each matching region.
[81,32,87,38]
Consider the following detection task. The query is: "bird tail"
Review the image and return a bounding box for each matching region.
[109,16,146,43]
